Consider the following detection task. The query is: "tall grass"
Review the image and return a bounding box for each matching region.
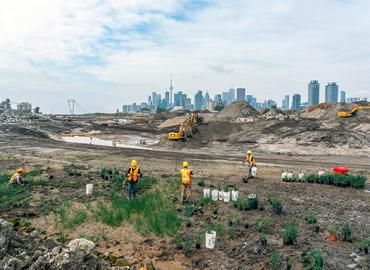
[94,188,181,236]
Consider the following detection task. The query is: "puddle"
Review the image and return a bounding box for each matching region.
[58,135,159,150]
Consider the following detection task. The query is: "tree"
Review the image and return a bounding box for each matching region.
[214,104,225,112]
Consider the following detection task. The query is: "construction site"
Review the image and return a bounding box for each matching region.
[0,100,370,270]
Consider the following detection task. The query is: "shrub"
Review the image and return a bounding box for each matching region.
[341,224,352,242]
[306,248,324,270]
[300,173,366,189]
[305,212,317,225]
[283,223,299,245]
[256,217,270,233]
[197,179,205,187]
[360,238,369,254]
[271,250,281,270]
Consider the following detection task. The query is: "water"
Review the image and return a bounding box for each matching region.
[60,135,159,150]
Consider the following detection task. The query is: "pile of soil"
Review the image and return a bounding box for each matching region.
[210,101,259,121]
[300,103,352,119]
[158,116,188,129]
[263,108,285,118]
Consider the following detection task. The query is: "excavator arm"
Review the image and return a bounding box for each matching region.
[338,105,370,118]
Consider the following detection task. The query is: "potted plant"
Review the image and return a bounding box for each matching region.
[360,238,369,254]
[223,185,231,202]
[269,197,283,214]
[259,233,267,248]
[231,186,239,201]
[341,224,352,242]
[247,194,258,209]
[328,226,338,241]
[283,223,298,245]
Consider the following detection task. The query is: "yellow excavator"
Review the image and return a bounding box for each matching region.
[337,105,370,118]
[168,113,199,141]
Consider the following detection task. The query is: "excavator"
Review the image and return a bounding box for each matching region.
[337,105,370,118]
[168,113,199,141]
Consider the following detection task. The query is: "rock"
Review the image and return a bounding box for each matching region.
[0,219,15,257]
[3,257,24,270]
[67,238,95,255]
[139,259,156,270]
[30,230,39,238]
[44,238,58,250]
[357,256,370,269]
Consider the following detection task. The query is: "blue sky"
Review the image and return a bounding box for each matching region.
[0,0,369,113]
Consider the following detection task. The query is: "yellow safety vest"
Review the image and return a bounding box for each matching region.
[128,167,140,182]
[247,155,255,166]
[180,168,191,185]
[9,173,20,184]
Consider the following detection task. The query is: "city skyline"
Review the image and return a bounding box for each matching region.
[1,0,370,113]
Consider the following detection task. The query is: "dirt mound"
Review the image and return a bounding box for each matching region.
[262,108,285,118]
[158,116,188,129]
[211,101,259,121]
[300,103,353,119]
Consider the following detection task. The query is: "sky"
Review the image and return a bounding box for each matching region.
[0,0,369,113]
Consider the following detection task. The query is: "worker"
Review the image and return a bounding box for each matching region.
[127,160,141,200]
[9,168,25,185]
[243,150,256,179]
[180,161,193,204]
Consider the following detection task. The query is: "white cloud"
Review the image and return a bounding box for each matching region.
[0,0,369,113]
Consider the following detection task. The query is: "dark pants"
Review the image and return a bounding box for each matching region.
[248,166,253,179]
[128,181,138,199]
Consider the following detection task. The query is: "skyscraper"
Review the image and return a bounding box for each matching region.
[340,91,346,103]
[282,95,289,109]
[204,92,210,109]
[222,91,231,105]
[325,82,339,103]
[165,91,170,105]
[291,94,301,110]
[308,80,320,106]
[236,88,246,101]
[194,91,204,111]
[229,88,236,102]
[214,94,222,105]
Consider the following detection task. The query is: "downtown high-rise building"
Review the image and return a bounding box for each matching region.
[194,90,205,111]
[291,94,301,110]
[282,95,290,109]
[246,95,257,108]
[325,82,339,103]
[214,94,222,105]
[229,88,236,103]
[308,80,320,106]
[236,88,246,101]
[340,91,346,103]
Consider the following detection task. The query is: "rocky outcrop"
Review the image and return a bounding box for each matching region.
[0,219,129,270]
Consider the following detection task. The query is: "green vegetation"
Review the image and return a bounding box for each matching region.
[305,212,317,225]
[0,172,31,212]
[283,223,299,245]
[268,197,283,214]
[360,238,369,254]
[341,224,352,242]
[306,248,324,270]
[233,194,259,211]
[93,189,181,236]
[256,217,270,233]
[55,202,87,230]
[197,179,205,187]
[270,250,281,270]
[328,226,338,236]
[292,173,367,189]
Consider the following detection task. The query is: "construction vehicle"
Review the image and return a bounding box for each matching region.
[168,113,199,141]
[337,105,370,118]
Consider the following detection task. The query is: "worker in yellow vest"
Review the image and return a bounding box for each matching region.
[9,168,25,185]
[243,150,256,180]
[127,160,141,200]
[180,161,193,204]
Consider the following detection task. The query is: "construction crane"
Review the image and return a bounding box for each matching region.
[337,105,370,118]
[168,113,199,141]
[67,99,85,115]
